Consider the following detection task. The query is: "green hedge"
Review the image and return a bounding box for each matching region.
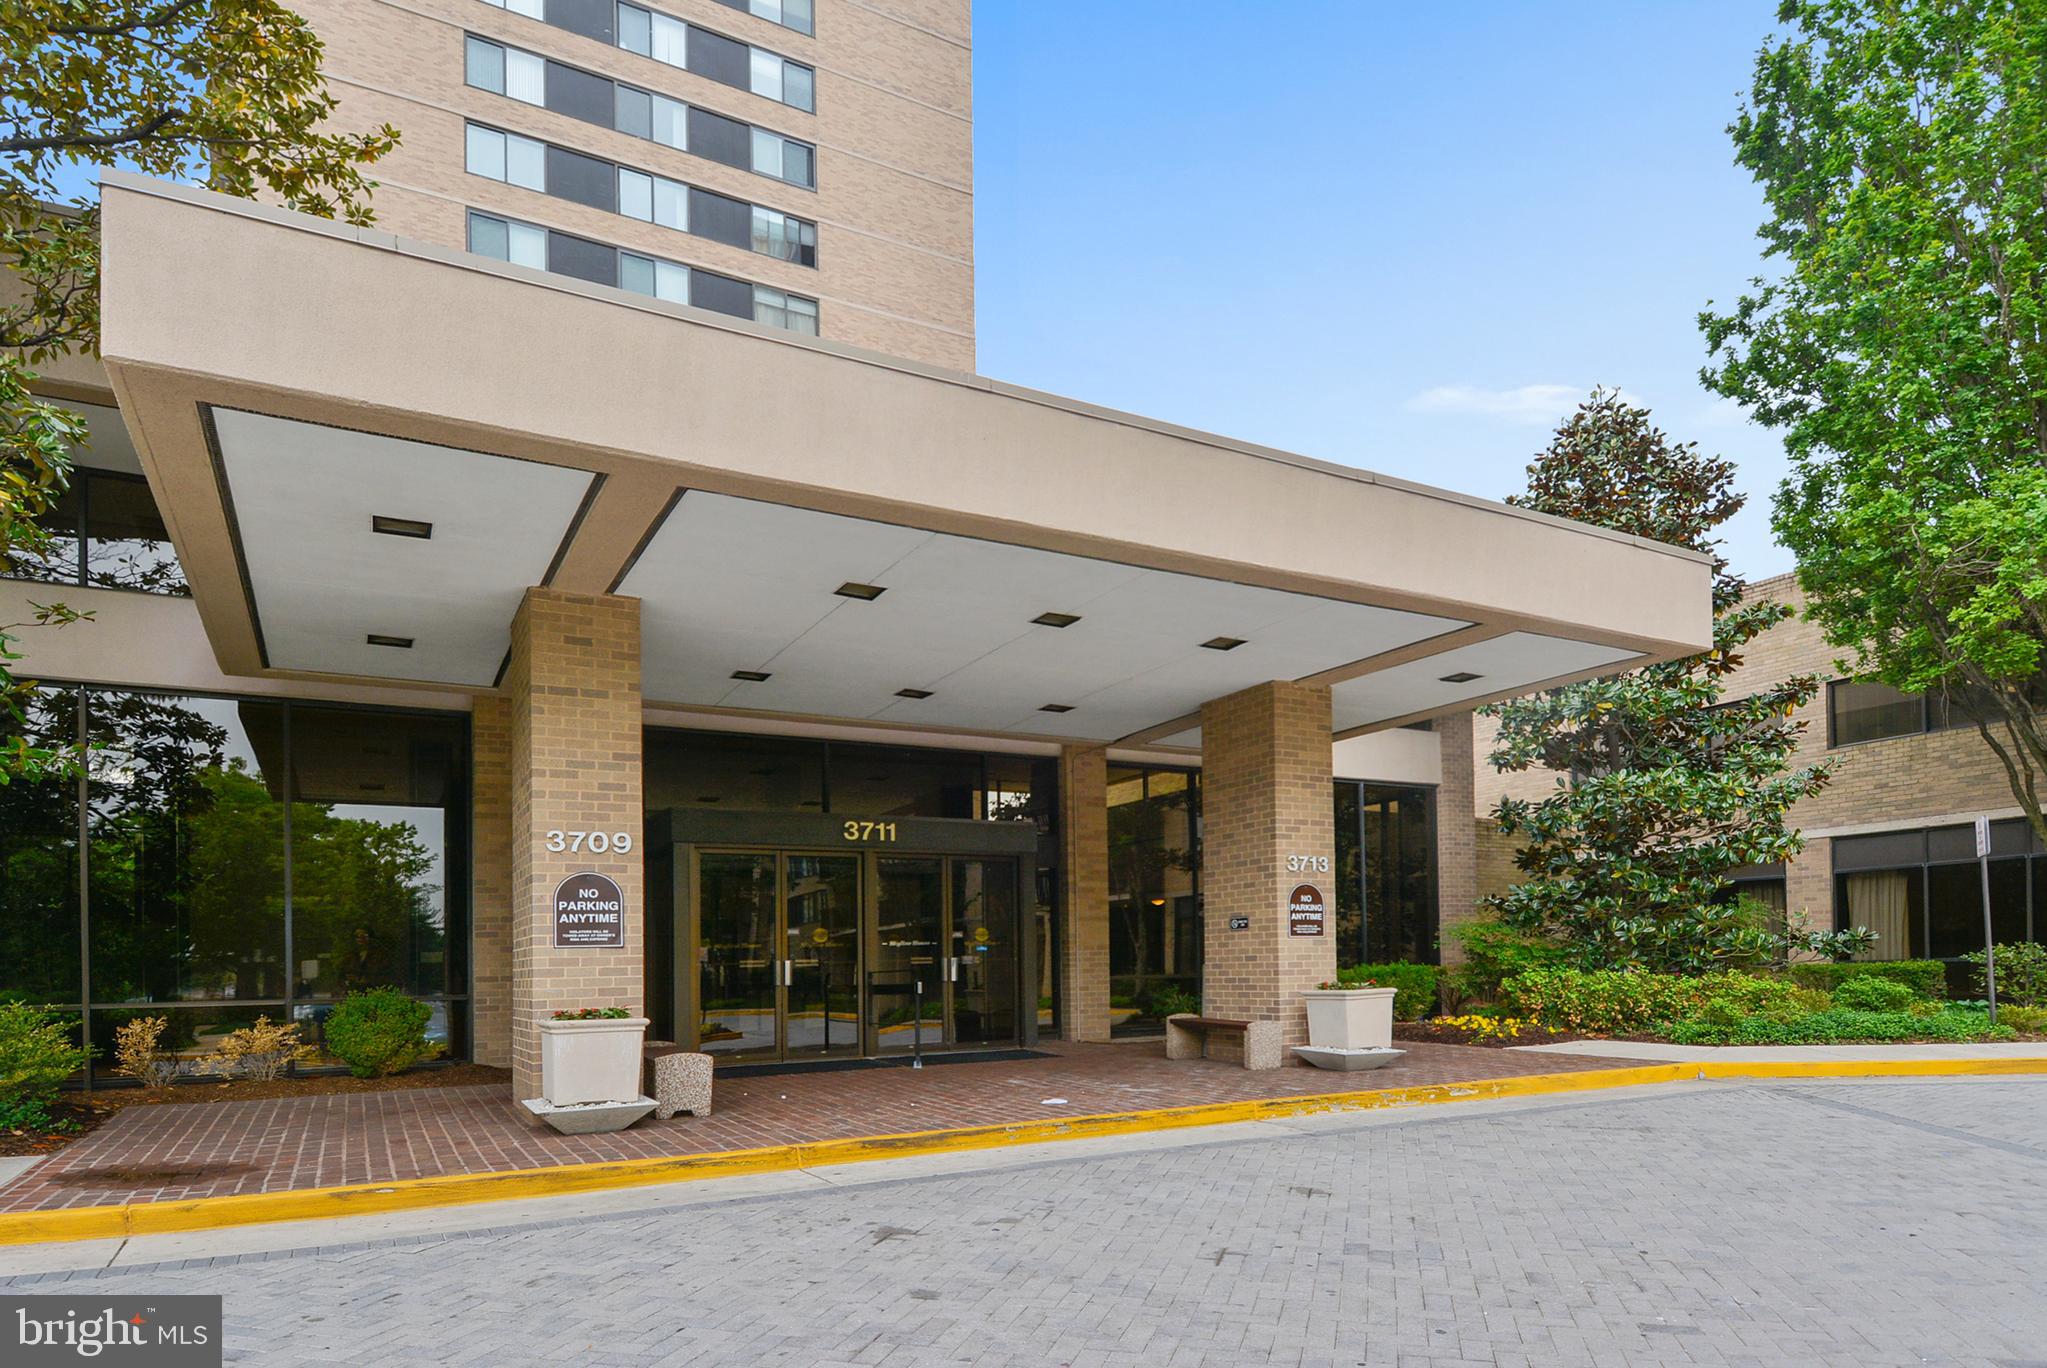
[1336,963,1438,1020]
[1666,1008,2012,1046]
[1785,960,1947,1000]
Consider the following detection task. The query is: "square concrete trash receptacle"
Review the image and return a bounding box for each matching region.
[538,1016,650,1105]
[1300,987,1397,1050]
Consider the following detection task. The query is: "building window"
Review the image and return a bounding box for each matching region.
[2,687,471,1080]
[613,3,813,111]
[750,206,816,265]
[464,35,545,105]
[1828,679,1929,746]
[1333,781,1438,966]
[753,284,818,335]
[619,251,690,303]
[464,123,546,190]
[1107,766,1201,1037]
[478,0,545,16]
[750,126,814,186]
[716,0,812,36]
[467,210,548,269]
[1834,820,2045,990]
[2,407,187,597]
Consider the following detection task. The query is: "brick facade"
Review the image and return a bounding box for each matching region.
[1057,745,1111,1043]
[1433,712,1478,961]
[469,694,514,1067]
[1198,681,1335,1050]
[505,588,646,1105]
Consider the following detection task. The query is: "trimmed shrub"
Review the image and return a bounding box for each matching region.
[1337,963,1439,1020]
[1666,1008,2013,1046]
[206,1016,313,1082]
[323,989,440,1078]
[1831,975,1919,1013]
[1500,969,1711,1034]
[112,1015,183,1089]
[1147,986,1201,1021]
[0,1002,87,1111]
[1998,1004,2047,1035]
[1962,942,2047,1007]
[1785,960,1947,1000]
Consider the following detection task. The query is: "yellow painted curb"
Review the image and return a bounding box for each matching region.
[0,1055,2040,1248]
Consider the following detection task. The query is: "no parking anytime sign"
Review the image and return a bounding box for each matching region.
[553,872,626,948]
[1287,883,1326,936]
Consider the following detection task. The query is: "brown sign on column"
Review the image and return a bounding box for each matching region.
[552,872,626,948]
[1287,883,1326,936]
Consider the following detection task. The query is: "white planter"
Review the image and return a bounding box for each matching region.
[538,1016,649,1106]
[1300,987,1396,1050]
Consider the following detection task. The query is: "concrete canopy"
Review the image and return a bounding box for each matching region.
[96,175,1713,747]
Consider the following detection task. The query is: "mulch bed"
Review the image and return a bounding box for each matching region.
[0,1064,512,1159]
[1393,1021,1586,1049]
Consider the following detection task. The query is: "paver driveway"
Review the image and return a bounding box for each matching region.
[6,1078,2045,1366]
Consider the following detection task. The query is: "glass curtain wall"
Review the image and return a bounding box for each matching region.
[1106,765,1201,1036]
[1334,781,1439,966]
[2,685,470,1082]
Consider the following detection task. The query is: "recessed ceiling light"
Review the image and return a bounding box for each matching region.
[895,687,934,699]
[730,670,772,682]
[1439,671,1483,684]
[1033,611,1082,628]
[371,514,433,540]
[1038,703,1075,713]
[1201,636,1246,652]
[835,581,886,601]
[366,633,414,649]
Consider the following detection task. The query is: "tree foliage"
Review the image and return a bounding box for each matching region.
[1482,390,1860,973]
[0,0,397,782]
[1701,0,2047,843]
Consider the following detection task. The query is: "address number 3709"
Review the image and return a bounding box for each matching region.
[546,830,633,854]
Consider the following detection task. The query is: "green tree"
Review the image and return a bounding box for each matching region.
[1701,0,2047,843]
[1482,390,1860,972]
[0,0,398,782]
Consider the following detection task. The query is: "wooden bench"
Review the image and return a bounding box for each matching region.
[1164,1014,1282,1070]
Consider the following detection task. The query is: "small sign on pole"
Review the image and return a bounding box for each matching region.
[1976,815,1997,1024]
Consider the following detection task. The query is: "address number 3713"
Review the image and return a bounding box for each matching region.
[546,830,633,854]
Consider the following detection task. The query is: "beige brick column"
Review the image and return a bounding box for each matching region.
[1785,837,1834,939]
[1199,680,1335,1050]
[469,694,514,1067]
[506,587,644,1105]
[1057,744,1112,1042]
[1434,710,1479,962]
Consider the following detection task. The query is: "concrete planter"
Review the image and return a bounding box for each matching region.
[1300,987,1396,1050]
[538,1016,649,1106]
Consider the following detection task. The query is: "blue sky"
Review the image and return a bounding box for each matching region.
[973,1,1794,577]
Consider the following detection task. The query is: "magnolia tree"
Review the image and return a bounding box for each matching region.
[1481,390,1864,973]
[1702,0,2047,845]
[0,0,397,784]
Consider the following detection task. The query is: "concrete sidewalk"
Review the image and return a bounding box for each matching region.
[1514,1039,2047,1062]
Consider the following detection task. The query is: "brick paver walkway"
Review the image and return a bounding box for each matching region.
[0,1041,1621,1213]
[7,1079,2043,1365]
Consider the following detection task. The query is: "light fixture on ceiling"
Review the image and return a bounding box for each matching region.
[1038,703,1075,714]
[1201,636,1247,652]
[371,514,433,540]
[1439,671,1483,684]
[1149,897,1167,907]
[366,633,414,649]
[1033,611,1082,628]
[895,687,934,699]
[834,581,886,601]
[730,669,772,682]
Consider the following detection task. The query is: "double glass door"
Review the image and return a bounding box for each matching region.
[694,848,1017,1062]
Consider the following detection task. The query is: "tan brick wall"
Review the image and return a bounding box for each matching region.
[470,694,514,1066]
[1433,711,1477,961]
[291,0,974,369]
[1057,744,1111,1042]
[506,587,645,1104]
[1471,572,2035,931]
[1198,680,1335,1050]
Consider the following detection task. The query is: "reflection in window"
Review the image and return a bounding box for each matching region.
[1343,782,1437,965]
[1107,766,1200,1036]
[3,468,187,596]
[1828,680,1926,745]
[0,689,81,1005]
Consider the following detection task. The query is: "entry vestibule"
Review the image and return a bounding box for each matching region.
[648,810,1041,1062]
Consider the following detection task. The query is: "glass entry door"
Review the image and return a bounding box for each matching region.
[696,851,862,1063]
[872,857,946,1054]
[950,859,1018,1046]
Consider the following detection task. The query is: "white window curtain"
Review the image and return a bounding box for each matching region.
[1847,871,1912,960]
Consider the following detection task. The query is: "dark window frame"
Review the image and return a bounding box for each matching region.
[0,465,189,598]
